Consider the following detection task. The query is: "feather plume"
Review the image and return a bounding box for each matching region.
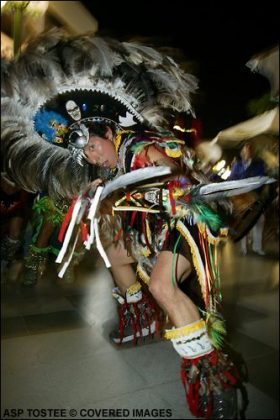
[205,312,227,349]
[1,29,198,198]
[123,42,163,66]
[192,203,223,232]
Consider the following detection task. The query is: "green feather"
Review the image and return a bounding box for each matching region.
[206,312,227,349]
[193,203,223,232]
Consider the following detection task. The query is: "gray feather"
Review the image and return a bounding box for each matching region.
[100,166,172,200]
[194,176,276,201]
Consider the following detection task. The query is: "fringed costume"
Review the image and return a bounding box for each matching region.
[2,29,273,418]
[102,129,250,418]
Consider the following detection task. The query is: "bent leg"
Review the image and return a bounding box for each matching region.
[149,251,198,327]
[35,217,56,248]
[106,241,136,295]
[22,217,55,286]
[106,241,160,343]
[150,254,242,419]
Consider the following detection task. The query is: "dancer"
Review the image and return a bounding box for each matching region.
[3,29,272,418]
[67,119,248,419]
[1,172,33,279]
[22,193,86,286]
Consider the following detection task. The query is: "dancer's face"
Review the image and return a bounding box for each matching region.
[83,128,118,168]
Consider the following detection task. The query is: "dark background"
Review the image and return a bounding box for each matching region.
[81,1,278,138]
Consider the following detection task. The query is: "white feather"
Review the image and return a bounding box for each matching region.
[100,166,172,200]
[198,176,275,198]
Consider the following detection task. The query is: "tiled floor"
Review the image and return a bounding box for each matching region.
[1,237,279,419]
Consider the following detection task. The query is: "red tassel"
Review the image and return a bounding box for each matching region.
[117,302,128,344]
[80,221,88,242]
[223,370,238,385]
[58,197,77,242]
[130,210,137,227]
[181,356,212,418]
[131,303,139,344]
[116,291,162,345]
[180,349,240,418]
[180,358,187,387]
[113,227,123,243]
[209,348,219,365]
[168,182,176,215]
[183,193,191,204]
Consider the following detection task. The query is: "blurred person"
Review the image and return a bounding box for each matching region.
[228,142,267,255]
[1,172,34,281]
[21,194,86,287]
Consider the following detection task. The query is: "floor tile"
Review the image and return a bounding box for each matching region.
[23,310,88,335]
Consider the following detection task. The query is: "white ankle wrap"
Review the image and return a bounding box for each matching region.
[126,281,142,303]
[165,319,213,359]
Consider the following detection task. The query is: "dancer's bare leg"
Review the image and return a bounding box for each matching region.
[106,241,161,343]
[35,217,56,248]
[106,241,136,295]
[149,251,199,327]
[22,217,55,286]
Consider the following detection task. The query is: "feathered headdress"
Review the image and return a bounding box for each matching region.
[1,28,198,199]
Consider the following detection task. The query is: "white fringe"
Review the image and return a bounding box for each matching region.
[94,218,111,268]
[57,230,80,278]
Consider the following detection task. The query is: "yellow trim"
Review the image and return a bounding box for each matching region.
[114,132,123,154]
[142,247,152,257]
[172,187,185,199]
[145,218,152,244]
[165,148,182,158]
[136,264,150,285]
[220,227,229,237]
[127,281,142,295]
[197,222,219,245]
[164,319,206,340]
[197,222,229,245]
[114,130,135,154]
[113,206,160,213]
[176,221,206,303]
[114,191,142,207]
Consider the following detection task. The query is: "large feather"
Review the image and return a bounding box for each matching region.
[100,166,172,200]
[1,29,198,198]
[192,176,275,201]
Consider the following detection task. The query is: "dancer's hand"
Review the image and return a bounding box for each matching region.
[90,178,104,192]
[82,178,103,197]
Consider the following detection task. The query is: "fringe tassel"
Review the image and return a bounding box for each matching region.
[181,349,240,419]
[116,290,161,344]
